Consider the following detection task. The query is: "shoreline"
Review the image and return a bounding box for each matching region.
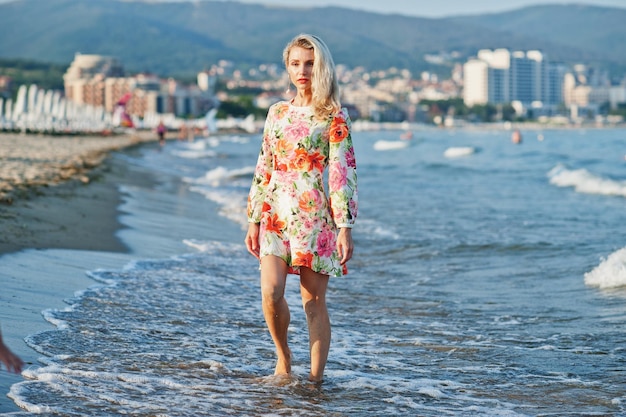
[0,132,163,413]
[0,130,164,255]
[0,130,159,204]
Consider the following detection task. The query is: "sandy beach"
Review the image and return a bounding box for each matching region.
[0,131,159,203]
[0,130,161,413]
[0,131,162,253]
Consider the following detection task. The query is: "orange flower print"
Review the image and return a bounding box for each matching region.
[276,139,294,158]
[330,115,348,143]
[308,151,325,172]
[274,103,290,119]
[273,155,288,172]
[294,251,314,267]
[262,171,271,186]
[298,190,322,212]
[289,148,310,171]
[265,213,285,234]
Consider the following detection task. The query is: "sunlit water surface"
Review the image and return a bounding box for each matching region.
[8,127,626,416]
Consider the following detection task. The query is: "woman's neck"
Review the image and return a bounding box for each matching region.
[291,92,312,107]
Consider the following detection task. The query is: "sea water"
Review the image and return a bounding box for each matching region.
[6,127,626,416]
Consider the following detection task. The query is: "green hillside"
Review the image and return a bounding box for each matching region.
[447,4,626,73]
[0,0,624,77]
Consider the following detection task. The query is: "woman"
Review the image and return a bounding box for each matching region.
[245,33,358,382]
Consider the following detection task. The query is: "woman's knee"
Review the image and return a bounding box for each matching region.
[261,281,285,304]
[303,298,326,318]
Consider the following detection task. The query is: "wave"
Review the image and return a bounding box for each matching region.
[584,247,626,289]
[170,149,217,159]
[548,164,626,197]
[170,137,220,159]
[184,165,255,187]
[184,165,253,227]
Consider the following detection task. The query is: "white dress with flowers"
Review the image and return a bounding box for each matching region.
[247,101,358,277]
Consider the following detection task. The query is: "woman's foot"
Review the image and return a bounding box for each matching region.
[274,347,291,376]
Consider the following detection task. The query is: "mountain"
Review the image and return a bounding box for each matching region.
[446,4,626,74]
[0,0,625,78]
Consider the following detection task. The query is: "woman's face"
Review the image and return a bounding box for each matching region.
[287,46,314,94]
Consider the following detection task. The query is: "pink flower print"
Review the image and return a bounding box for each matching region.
[345,146,356,168]
[349,199,358,219]
[316,227,336,257]
[329,162,347,190]
[281,171,298,183]
[284,120,310,143]
[296,217,315,241]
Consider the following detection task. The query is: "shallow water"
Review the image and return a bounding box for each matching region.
[7,127,626,416]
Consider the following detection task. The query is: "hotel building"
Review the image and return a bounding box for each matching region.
[63,53,217,118]
[463,48,565,112]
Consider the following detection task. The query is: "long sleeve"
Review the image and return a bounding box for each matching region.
[328,108,358,228]
[247,112,274,224]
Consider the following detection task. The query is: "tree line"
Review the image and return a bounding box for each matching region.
[0,59,66,99]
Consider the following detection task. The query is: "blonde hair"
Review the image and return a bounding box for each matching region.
[283,34,340,121]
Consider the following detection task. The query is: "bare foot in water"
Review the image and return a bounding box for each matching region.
[274,347,291,376]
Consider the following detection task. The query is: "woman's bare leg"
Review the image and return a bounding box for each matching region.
[300,268,330,382]
[260,255,291,376]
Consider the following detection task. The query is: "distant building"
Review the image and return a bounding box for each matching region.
[463,48,564,111]
[197,69,217,95]
[64,53,125,82]
[463,58,489,107]
[562,64,626,114]
[63,53,217,118]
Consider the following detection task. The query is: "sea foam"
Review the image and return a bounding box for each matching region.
[548,164,626,197]
[584,247,626,289]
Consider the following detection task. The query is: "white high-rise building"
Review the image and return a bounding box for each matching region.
[463,59,489,106]
[481,49,511,104]
[463,48,563,108]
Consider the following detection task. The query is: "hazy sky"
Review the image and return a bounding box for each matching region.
[0,0,624,17]
[224,0,626,17]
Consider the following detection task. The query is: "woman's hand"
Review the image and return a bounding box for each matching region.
[245,223,260,260]
[337,228,354,265]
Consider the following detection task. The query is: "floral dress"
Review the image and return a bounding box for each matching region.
[247,101,358,277]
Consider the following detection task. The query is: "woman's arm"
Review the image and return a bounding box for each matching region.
[328,109,358,228]
[247,109,275,224]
